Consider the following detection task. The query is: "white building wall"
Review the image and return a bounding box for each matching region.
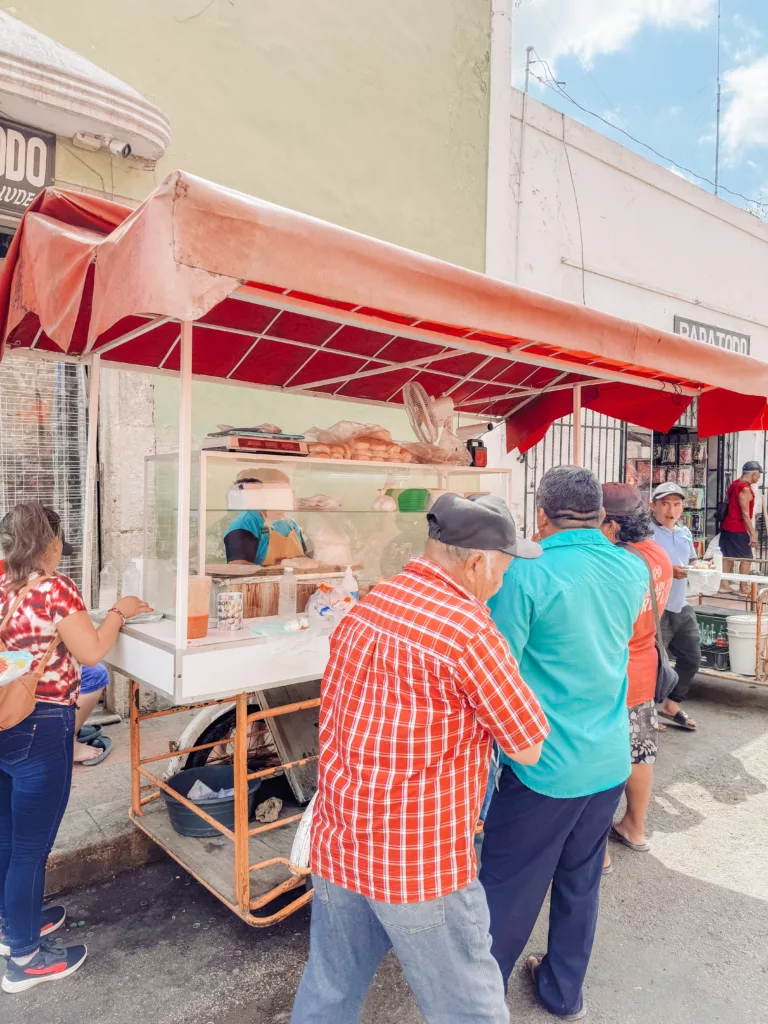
[486,88,768,511]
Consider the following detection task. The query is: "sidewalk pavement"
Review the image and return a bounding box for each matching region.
[46,711,196,896]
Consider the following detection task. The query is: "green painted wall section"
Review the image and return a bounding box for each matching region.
[16,0,491,268]
[16,1,491,443]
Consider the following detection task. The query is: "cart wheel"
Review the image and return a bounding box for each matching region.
[184,704,276,771]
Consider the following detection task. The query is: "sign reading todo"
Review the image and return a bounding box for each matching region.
[674,314,750,355]
[0,118,56,218]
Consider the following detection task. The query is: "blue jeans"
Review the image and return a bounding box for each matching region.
[0,703,75,956]
[480,766,625,1018]
[290,875,509,1024]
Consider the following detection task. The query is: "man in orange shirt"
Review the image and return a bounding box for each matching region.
[600,484,672,868]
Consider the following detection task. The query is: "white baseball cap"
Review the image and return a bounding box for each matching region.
[652,482,686,501]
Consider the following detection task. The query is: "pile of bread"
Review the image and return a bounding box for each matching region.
[308,436,413,463]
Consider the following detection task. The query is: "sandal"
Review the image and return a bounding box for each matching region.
[659,709,697,731]
[610,826,650,853]
[76,724,102,744]
[526,955,586,1020]
[76,735,112,766]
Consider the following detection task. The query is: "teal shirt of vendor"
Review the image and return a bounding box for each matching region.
[488,468,647,799]
[224,511,307,565]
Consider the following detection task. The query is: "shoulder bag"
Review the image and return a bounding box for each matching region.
[625,546,679,704]
[0,575,60,731]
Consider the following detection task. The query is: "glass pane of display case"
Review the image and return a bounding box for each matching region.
[143,450,513,628]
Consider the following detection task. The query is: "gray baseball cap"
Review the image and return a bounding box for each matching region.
[427,493,542,559]
[743,461,763,473]
[652,481,686,501]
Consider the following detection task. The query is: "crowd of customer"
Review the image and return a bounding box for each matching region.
[0,461,739,1009]
[292,466,713,1023]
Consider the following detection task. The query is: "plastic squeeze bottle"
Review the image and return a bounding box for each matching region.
[342,566,359,601]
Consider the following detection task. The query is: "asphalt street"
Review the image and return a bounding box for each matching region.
[6,674,768,1024]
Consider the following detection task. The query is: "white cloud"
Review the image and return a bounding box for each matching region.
[668,165,698,184]
[722,55,768,154]
[514,0,714,75]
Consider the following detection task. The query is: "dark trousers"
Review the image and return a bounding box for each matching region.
[661,604,701,701]
[0,703,75,957]
[479,766,624,1018]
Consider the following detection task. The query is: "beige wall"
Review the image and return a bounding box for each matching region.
[16,0,492,269]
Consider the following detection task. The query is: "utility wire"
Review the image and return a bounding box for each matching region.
[529,55,768,212]
[531,0,631,135]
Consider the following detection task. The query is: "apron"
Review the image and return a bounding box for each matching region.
[261,517,305,566]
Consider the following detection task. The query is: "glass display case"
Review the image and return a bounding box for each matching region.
[106,450,512,705]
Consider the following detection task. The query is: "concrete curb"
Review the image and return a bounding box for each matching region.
[45,827,165,897]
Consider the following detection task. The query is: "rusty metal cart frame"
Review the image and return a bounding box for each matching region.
[129,683,318,925]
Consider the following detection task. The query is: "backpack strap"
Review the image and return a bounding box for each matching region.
[0,575,52,634]
[30,631,62,682]
[0,575,55,668]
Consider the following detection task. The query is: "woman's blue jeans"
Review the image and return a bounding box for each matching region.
[0,703,75,956]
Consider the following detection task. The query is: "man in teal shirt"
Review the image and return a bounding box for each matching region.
[480,466,647,1020]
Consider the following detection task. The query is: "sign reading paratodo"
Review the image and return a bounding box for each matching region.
[674,314,750,355]
[0,118,56,218]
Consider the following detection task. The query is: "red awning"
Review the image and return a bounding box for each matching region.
[2,171,767,452]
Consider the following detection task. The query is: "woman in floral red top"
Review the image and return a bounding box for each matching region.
[0,504,148,993]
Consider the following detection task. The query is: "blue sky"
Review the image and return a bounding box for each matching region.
[513,0,768,215]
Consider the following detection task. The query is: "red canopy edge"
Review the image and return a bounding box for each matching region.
[2,170,767,450]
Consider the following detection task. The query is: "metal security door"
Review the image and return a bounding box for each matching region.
[521,411,624,535]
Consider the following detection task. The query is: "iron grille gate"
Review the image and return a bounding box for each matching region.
[0,356,88,588]
[520,411,625,535]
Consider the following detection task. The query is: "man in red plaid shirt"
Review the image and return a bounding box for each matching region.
[290,494,549,1024]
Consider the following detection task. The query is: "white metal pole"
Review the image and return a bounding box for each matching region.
[572,385,583,467]
[82,354,100,606]
[485,0,515,280]
[714,0,722,197]
[513,45,535,284]
[175,322,193,649]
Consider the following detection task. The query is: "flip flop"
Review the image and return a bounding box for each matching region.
[76,724,102,744]
[526,955,586,1020]
[78,735,112,766]
[602,861,613,876]
[659,709,697,731]
[610,826,650,853]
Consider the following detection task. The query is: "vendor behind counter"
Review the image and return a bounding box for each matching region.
[224,468,310,565]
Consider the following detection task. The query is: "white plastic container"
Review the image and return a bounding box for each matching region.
[726,614,768,676]
[98,562,118,611]
[278,567,297,616]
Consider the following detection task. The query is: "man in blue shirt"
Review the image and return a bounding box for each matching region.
[650,481,700,731]
[480,466,647,1021]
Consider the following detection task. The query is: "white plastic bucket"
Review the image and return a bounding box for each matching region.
[726,614,768,676]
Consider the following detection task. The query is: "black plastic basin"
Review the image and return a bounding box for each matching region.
[162,764,262,838]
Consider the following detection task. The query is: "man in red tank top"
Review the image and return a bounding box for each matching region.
[720,461,762,595]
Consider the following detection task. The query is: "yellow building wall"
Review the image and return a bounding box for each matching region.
[15,0,492,269]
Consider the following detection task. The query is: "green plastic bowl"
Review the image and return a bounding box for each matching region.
[397,488,430,512]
